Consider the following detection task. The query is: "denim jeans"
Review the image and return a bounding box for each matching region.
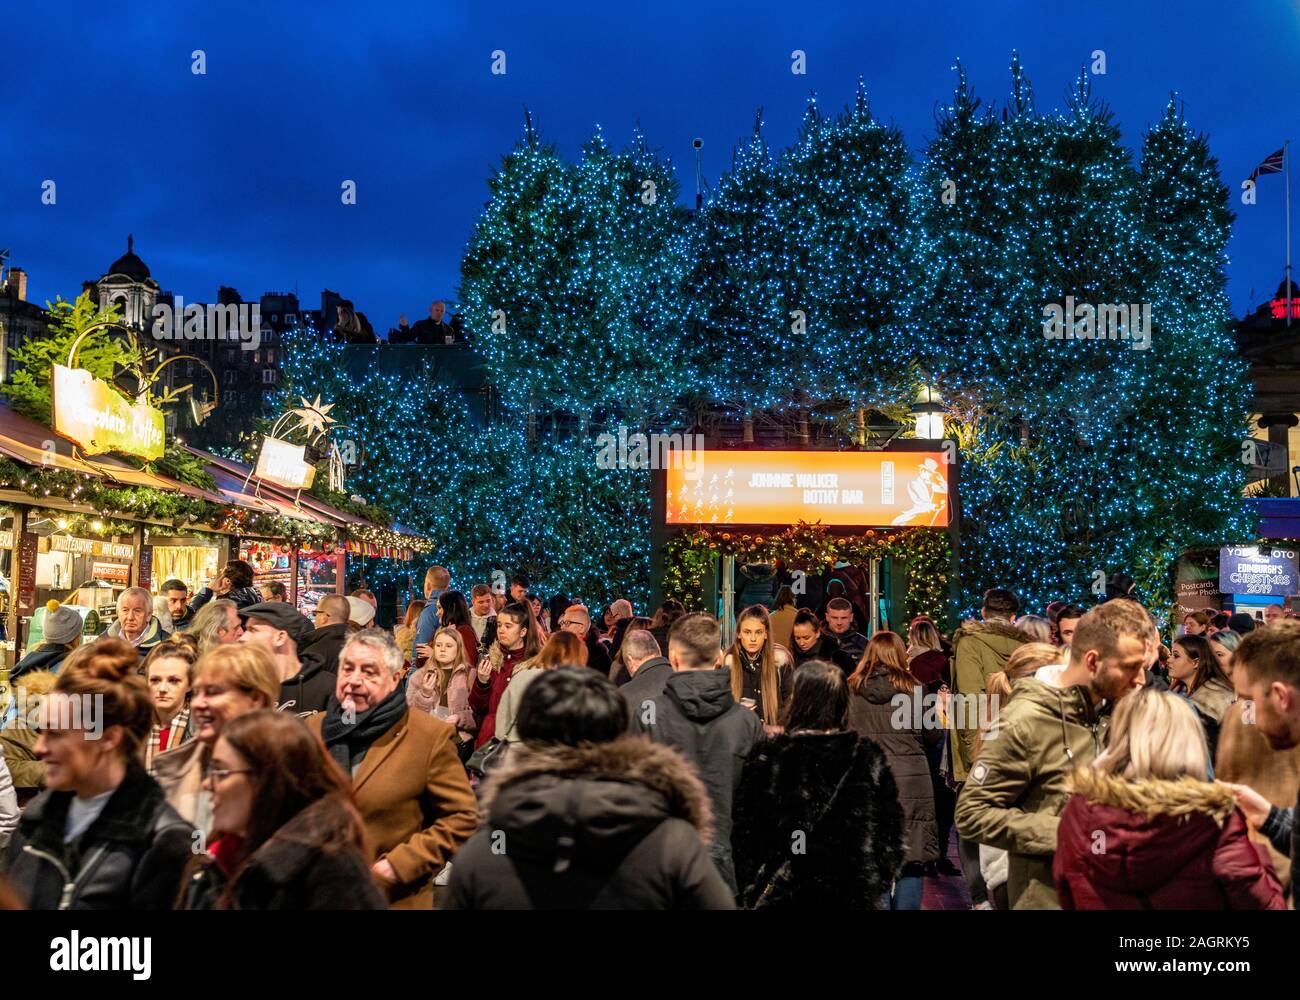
[881,874,924,910]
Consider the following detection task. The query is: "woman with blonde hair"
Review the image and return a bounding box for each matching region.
[153,642,280,831]
[493,631,588,744]
[723,605,793,732]
[394,599,426,665]
[407,626,477,756]
[1053,687,1282,909]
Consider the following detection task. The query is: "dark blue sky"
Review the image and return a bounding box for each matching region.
[3,0,1297,331]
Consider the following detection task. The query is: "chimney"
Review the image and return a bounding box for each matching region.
[6,268,27,302]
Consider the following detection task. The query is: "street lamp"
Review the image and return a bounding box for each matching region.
[911,385,945,440]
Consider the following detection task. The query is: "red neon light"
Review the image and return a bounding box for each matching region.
[1270,298,1300,320]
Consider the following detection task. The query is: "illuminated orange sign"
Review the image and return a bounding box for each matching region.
[665,450,951,528]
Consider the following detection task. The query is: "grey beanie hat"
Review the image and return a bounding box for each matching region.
[43,603,84,645]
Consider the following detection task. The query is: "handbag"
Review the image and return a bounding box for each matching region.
[466,709,519,779]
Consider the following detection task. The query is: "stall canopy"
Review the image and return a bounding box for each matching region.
[0,403,230,505]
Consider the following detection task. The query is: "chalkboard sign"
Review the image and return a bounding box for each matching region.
[17,532,37,613]
[1219,546,1300,598]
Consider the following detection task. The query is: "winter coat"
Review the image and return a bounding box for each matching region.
[0,756,17,849]
[102,616,171,654]
[179,800,387,910]
[441,737,734,910]
[584,630,613,678]
[305,707,477,909]
[1,721,43,793]
[278,654,337,715]
[153,739,211,830]
[620,656,672,724]
[629,668,763,893]
[468,644,527,748]
[909,649,950,693]
[732,731,904,908]
[1216,699,1300,890]
[299,622,349,675]
[189,585,262,614]
[1054,769,1284,910]
[790,633,856,676]
[1189,677,1235,725]
[954,677,1105,909]
[10,645,71,683]
[724,647,795,723]
[493,664,547,743]
[826,626,867,665]
[769,606,797,652]
[950,620,1033,781]
[847,670,939,864]
[5,763,193,909]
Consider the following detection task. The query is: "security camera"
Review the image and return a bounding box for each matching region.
[692,138,703,150]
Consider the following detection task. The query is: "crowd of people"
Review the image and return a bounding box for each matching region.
[1,558,1299,911]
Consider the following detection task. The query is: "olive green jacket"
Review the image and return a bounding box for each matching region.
[949,620,1032,781]
[954,676,1105,910]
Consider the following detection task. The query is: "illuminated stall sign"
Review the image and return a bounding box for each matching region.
[664,450,952,528]
[254,436,317,490]
[51,364,165,461]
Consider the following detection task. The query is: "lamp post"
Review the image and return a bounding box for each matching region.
[911,385,945,440]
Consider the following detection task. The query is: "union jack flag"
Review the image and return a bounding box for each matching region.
[1249,147,1285,182]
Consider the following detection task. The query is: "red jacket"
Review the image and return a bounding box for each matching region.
[1054,769,1284,910]
[468,645,526,747]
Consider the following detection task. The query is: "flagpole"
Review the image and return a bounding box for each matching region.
[1286,140,1292,328]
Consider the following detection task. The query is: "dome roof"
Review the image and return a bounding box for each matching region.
[106,234,150,281]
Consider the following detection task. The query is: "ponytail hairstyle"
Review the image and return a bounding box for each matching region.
[53,638,151,762]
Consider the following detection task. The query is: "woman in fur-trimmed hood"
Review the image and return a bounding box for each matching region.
[1053,687,1283,910]
[441,668,735,909]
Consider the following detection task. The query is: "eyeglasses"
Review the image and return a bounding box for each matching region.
[558,619,583,628]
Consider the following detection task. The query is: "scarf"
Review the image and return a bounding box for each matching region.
[146,707,191,774]
[320,682,409,775]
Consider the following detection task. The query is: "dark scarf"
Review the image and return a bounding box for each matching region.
[320,682,409,774]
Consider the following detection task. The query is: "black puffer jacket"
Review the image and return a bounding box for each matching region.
[629,668,763,893]
[180,799,386,910]
[847,670,939,864]
[733,731,905,908]
[5,763,193,909]
[440,737,734,909]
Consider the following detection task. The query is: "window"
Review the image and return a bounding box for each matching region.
[224,370,237,385]
[262,369,277,385]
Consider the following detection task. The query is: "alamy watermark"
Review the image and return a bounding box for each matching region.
[595,426,704,480]
[150,296,261,351]
[1042,297,1151,351]
[891,685,1001,738]
[3,689,104,739]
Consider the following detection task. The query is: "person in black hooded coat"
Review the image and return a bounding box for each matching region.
[441,669,733,909]
[733,661,905,908]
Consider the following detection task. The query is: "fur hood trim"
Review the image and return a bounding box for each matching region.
[1067,768,1236,825]
[479,735,714,839]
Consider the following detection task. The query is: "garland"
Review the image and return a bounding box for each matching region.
[0,457,434,551]
[662,520,952,627]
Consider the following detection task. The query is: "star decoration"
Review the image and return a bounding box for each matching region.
[292,395,336,443]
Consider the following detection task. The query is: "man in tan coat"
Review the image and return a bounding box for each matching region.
[308,629,477,908]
